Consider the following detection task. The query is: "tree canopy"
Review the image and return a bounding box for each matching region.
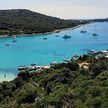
[0,9,88,36]
[0,54,108,108]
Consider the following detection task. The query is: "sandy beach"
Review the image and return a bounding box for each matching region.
[0,71,16,82]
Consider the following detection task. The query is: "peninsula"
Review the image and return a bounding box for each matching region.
[0,9,88,36]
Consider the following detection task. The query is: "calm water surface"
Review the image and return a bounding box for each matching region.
[0,22,108,81]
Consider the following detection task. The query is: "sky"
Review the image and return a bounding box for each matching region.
[0,0,108,19]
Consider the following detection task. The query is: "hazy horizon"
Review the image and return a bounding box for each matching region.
[0,0,108,19]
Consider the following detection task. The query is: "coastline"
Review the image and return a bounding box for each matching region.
[0,23,92,38]
[0,65,50,83]
[0,22,94,83]
[1,48,108,83]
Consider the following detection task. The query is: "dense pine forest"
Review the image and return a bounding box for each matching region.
[0,53,108,108]
[0,9,88,36]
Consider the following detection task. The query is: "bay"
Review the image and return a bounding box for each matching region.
[0,22,108,81]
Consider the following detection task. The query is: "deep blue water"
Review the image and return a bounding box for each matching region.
[0,22,108,81]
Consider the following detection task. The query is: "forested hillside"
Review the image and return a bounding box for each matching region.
[0,54,108,108]
[0,9,87,35]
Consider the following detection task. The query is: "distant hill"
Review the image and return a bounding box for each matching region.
[0,9,88,36]
[89,18,108,22]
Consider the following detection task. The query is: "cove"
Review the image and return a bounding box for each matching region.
[0,22,108,81]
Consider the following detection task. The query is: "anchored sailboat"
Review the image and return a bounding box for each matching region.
[80,25,87,33]
[93,23,98,36]
[12,36,17,42]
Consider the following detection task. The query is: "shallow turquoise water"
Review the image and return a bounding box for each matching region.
[0,22,108,81]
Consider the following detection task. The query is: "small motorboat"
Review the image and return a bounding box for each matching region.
[13,36,16,39]
[55,35,59,37]
[87,50,97,55]
[80,30,87,33]
[5,43,10,46]
[18,65,28,70]
[43,37,47,40]
[55,30,60,33]
[31,64,36,66]
[18,65,42,71]
[93,33,98,36]
[12,39,17,42]
[62,35,71,39]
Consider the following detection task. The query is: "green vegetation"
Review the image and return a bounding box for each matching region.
[0,9,88,36]
[0,54,108,108]
[90,18,108,22]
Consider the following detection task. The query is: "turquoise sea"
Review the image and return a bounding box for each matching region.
[0,22,108,82]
